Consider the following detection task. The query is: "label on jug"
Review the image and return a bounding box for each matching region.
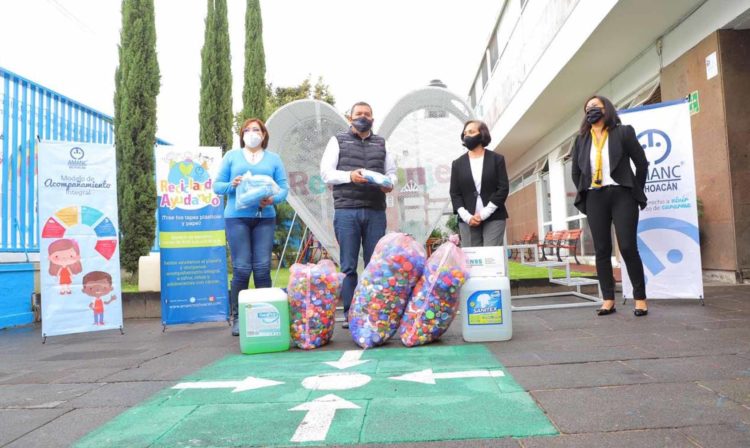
[246,303,281,337]
[467,290,503,325]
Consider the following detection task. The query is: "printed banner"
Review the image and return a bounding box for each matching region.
[156,146,229,325]
[619,100,703,299]
[38,142,123,337]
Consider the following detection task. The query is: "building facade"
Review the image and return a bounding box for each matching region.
[469,0,750,282]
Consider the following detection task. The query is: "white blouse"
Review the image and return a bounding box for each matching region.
[469,156,485,212]
[589,137,619,188]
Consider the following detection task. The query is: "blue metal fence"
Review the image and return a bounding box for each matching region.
[0,66,168,253]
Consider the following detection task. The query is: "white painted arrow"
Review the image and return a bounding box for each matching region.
[289,394,360,442]
[389,369,505,385]
[172,376,284,393]
[324,350,369,370]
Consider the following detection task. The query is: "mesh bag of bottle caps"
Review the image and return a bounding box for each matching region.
[349,233,426,349]
[399,241,469,347]
[288,260,344,349]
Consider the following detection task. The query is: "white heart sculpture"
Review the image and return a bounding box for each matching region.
[266,87,474,265]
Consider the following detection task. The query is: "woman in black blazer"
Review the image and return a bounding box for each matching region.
[571,95,649,316]
[449,120,509,247]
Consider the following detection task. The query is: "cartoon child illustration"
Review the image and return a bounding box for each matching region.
[48,239,82,295]
[82,271,117,326]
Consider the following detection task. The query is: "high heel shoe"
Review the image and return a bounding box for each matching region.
[596,300,616,316]
[633,299,648,317]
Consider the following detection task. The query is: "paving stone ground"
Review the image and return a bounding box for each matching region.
[2,284,750,447]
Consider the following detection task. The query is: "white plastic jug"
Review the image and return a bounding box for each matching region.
[459,276,512,342]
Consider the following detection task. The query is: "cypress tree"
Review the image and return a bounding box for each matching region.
[242,0,266,121]
[199,0,233,151]
[113,0,160,274]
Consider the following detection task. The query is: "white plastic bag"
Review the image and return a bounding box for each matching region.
[235,173,281,210]
[361,169,393,189]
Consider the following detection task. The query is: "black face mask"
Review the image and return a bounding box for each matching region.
[586,107,604,125]
[352,117,373,133]
[462,134,483,151]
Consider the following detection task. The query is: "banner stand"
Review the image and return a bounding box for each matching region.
[156,146,230,329]
[38,142,125,341]
[619,99,704,301]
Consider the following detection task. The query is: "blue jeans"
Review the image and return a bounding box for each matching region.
[225,217,275,319]
[334,208,387,314]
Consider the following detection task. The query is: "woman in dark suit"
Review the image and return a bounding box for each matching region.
[450,120,509,247]
[571,95,649,316]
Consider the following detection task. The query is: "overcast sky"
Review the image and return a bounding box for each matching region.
[1,0,500,147]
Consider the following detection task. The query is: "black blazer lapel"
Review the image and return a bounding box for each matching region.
[459,154,473,192]
[608,126,624,171]
[578,133,592,178]
[480,151,493,196]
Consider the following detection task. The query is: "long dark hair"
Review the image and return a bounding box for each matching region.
[579,95,621,136]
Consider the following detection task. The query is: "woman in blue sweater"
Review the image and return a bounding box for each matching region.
[213,118,289,336]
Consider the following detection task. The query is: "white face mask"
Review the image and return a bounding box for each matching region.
[243,131,263,149]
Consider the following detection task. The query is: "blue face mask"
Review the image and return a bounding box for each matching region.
[352,117,373,133]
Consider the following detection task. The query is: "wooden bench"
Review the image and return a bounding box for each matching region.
[510,232,537,260]
[538,230,566,261]
[556,229,583,264]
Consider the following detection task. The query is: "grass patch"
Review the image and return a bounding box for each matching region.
[122,262,590,293]
[122,267,293,293]
[508,261,589,280]
[122,282,139,293]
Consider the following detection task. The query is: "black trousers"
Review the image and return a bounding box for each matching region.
[585,186,646,299]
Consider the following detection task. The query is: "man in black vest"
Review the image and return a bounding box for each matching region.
[320,102,397,329]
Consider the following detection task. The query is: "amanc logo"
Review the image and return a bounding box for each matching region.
[638,129,680,193]
[637,129,671,164]
[68,146,87,170]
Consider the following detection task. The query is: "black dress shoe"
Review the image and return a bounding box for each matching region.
[596,307,616,316]
[633,299,648,317]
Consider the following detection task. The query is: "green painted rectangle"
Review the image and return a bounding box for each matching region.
[76,345,557,447]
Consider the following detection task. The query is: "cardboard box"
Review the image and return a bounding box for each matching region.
[461,246,506,277]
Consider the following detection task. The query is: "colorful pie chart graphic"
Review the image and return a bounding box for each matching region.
[41,206,118,260]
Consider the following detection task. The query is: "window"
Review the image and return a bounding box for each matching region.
[481,54,489,88]
[510,176,523,193]
[509,167,536,194]
[540,172,551,223]
[489,32,499,69]
[557,137,575,161]
[563,159,581,218]
[620,79,660,110]
[469,82,477,108]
